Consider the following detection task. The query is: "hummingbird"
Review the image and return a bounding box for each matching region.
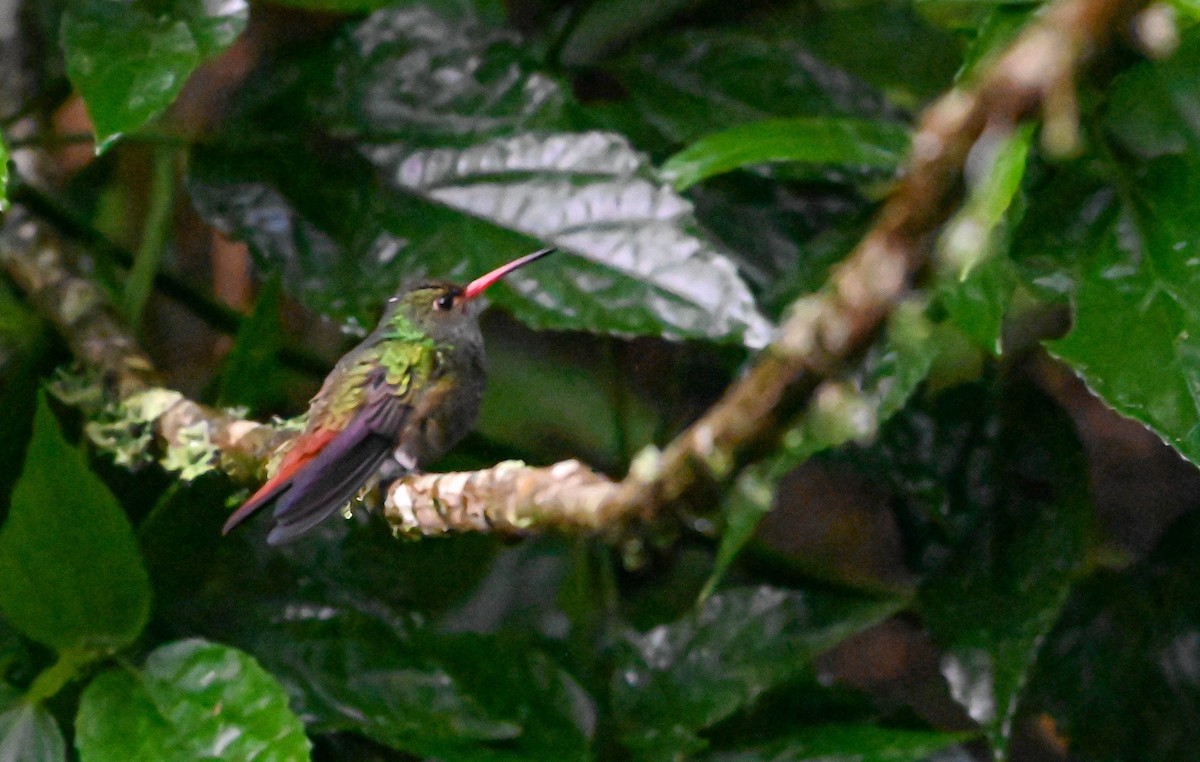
[222,247,555,545]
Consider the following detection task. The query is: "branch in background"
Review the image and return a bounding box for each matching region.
[0,0,1149,539]
[382,0,1149,536]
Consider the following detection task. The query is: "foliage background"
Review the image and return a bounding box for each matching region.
[1,0,1199,760]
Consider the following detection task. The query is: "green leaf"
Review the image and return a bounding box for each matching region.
[232,602,596,760]
[0,392,150,652]
[312,4,565,144]
[934,124,1030,354]
[364,131,773,345]
[0,702,66,762]
[704,301,940,596]
[190,131,772,346]
[612,586,904,758]
[1013,30,1200,465]
[217,275,287,411]
[661,118,910,190]
[75,639,310,762]
[60,0,248,149]
[1024,509,1200,761]
[704,723,967,762]
[187,5,771,345]
[247,608,519,754]
[850,381,1000,574]
[919,383,1092,756]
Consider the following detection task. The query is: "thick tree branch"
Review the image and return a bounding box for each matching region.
[0,0,1148,539]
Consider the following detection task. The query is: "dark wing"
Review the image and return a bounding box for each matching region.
[266,379,410,545]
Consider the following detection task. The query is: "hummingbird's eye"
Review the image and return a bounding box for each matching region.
[434,293,455,311]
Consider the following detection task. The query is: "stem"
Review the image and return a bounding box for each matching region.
[24,647,96,703]
[124,146,177,328]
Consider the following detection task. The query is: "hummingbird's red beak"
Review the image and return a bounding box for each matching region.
[463,247,556,301]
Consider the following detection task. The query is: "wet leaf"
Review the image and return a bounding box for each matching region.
[919,383,1092,755]
[612,585,904,758]
[703,723,967,762]
[60,0,248,149]
[76,639,310,761]
[191,131,771,345]
[0,392,150,653]
[312,4,564,143]
[1013,30,1200,466]
[661,117,910,190]
[189,5,771,345]
[850,382,1000,574]
[0,701,65,762]
[1025,509,1200,761]
[367,130,773,345]
[238,605,594,760]
[427,633,596,760]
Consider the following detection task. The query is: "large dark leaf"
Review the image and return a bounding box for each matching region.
[188,5,771,345]
[1012,30,1200,466]
[611,585,903,758]
[150,504,584,759]
[918,383,1093,756]
[60,0,248,149]
[312,4,564,144]
[238,605,593,760]
[661,117,910,190]
[189,128,772,345]
[0,393,150,653]
[1024,509,1200,761]
[364,130,773,345]
[75,639,310,761]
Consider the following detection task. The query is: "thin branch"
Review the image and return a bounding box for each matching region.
[0,0,1148,540]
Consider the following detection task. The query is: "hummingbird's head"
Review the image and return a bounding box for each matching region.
[382,247,556,345]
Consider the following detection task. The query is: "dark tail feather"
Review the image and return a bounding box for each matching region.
[265,431,395,545]
[222,478,292,535]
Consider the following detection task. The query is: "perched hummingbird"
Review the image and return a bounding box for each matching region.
[222,247,555,545]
